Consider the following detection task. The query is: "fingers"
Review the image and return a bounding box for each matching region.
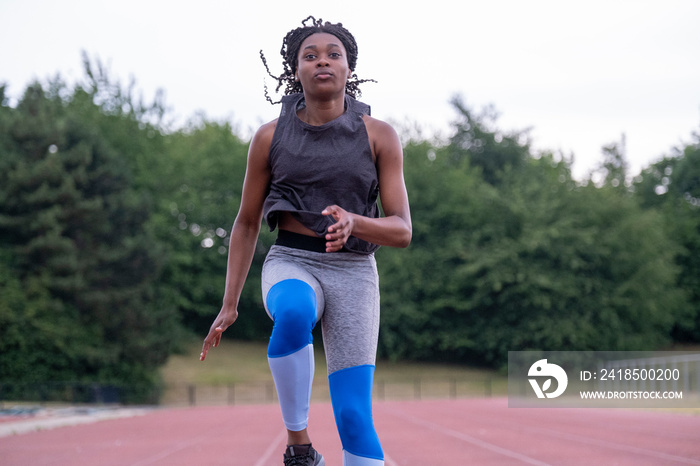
[325,225,348,251]
[325,231,349,252]
[200,326,224,361]
[200,346,209,361]
[324,227,348,249]
[322,205,353,251]
[325,239,344,252]
[200,308,238,361]
[321,205,339,217]
[326,217,349,234]
[322,205,348,235]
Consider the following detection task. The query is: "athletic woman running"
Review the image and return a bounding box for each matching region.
[200,16,412,466]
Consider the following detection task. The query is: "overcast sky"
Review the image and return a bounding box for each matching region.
[2,0,699,178]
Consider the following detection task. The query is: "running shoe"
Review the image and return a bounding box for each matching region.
[283,443,325,466]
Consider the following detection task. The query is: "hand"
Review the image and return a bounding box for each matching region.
[322,205,355,252]
[200,306,238,361]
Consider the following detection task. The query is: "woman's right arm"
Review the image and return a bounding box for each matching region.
[200,120,276,361]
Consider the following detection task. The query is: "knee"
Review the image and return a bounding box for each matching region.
[267,279,317,357]
[273,302,312,329]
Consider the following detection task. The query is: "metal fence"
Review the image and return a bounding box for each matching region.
[161,377,500,407]
[0,377,501,407]
[0,381,162,406]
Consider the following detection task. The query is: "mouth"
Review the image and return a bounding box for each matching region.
[314,70,334,79]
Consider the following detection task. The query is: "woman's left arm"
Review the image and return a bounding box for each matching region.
[323,116,412,251]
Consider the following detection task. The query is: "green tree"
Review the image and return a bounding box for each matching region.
[591,134,630,189]
[448,96,528,186]
[377,99,684,367]
[152,118,274,340]
[0,77,178,400]
[634,133,700,341]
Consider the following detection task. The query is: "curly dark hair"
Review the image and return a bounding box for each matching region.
[260,16,376,104]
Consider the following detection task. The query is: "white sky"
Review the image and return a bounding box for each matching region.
[2,0,699,178]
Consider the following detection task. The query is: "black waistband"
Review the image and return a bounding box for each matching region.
[275,230,328,253]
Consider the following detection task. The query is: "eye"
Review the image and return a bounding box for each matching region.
[303,53,317,60]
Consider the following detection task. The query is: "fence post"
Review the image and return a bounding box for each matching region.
[376,380,385,401]
[266,382,275,403]
[228,383,235,405]
[93,383,102,404]
[188,384,196,406]
[414,378,421,400]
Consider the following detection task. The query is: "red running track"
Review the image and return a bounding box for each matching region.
[1,398,700,465]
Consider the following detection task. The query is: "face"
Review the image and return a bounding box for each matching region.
[295,32,352,97]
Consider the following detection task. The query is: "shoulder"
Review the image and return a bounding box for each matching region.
[249,119,278,152]
[362,114,398,139]
[362,114,402,162]
[246,119,278,168]
[253,119,278,144]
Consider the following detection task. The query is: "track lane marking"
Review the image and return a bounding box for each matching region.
[380,405,552,466]
[526,425,700,465]
[253,429,287,466]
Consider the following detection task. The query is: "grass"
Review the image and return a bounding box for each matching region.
[159,337,508,405]
[162,338,275,386]
[159,340,700,413]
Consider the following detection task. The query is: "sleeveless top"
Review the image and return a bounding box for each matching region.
[263,93,380,255]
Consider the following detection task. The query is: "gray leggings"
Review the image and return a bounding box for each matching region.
[261,245,380,374]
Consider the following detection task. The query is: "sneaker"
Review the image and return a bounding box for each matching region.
[283,443,325,466]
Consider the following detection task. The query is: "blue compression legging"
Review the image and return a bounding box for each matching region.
[266,278,384,465]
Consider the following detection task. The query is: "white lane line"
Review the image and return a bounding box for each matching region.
[384,454,399,466]
[254,429,287,466]
[527,426,700,465]
[381,406,552,466]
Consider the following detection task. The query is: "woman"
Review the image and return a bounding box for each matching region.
[200,16,411,466]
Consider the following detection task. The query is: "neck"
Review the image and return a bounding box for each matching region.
[298,93,346,126]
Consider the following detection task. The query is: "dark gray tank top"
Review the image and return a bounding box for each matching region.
[263,93,380,254]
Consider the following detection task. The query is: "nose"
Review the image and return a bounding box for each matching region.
[317,56,330,67]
